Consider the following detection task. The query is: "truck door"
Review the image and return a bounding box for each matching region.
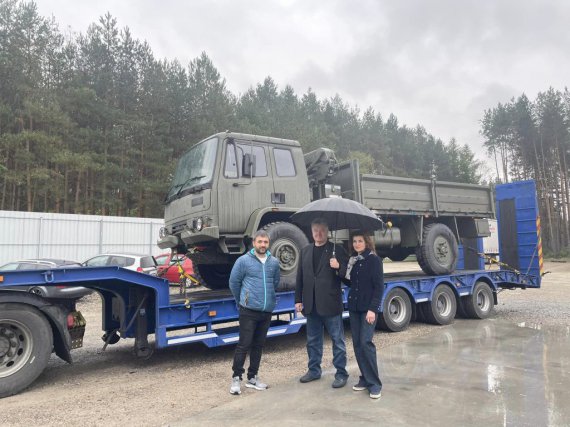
[270,146,311,208]
[218,139,275,233]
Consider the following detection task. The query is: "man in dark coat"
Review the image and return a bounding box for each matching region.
[295,218,349,388]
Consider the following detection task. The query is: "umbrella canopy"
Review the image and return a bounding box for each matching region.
[291,197,384,232]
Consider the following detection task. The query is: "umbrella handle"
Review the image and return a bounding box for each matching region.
[332,230,336,257]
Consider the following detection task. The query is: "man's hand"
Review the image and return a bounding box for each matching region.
[329,257,340,269]
[366,310,376,324]
[295,303,303,312]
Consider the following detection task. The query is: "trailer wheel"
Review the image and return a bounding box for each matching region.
[424,285,457,325]
[263,222,309,291]
[416,223,458,275]
[463,281,494,319]
[0,303,53,398]
[377,288,412,332]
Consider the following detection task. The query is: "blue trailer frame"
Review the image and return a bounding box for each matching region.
[0,180,542,397]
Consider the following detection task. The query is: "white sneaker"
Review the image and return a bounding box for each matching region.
[369,391,382,399]
[230,376,241,395]
[245,375,268,390]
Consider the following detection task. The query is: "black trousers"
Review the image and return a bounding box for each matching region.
[232,306,272,379]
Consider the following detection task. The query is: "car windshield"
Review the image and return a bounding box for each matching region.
[155,255,169,266]
[0,262,20,271]
[140,257,157,268]
[167,137,218,201]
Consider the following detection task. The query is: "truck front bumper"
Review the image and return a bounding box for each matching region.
[181,226,220,245]
[157,235,180,249]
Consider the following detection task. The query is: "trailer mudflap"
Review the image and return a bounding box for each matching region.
[68,311,86,349]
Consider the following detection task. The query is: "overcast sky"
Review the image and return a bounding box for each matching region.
[36,1,570,174]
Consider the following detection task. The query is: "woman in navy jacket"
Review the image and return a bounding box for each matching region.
[343,232,384,399]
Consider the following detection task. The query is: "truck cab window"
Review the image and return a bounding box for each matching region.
[274,148,296,177]
[224,143,238,178]
[224,143,267,178]
[233,143,268,177]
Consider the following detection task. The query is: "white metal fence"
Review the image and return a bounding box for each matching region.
[0,210,164,266]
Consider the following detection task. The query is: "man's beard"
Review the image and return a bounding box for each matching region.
[255,247,267,255]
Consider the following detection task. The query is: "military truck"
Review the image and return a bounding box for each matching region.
[157,132,494,290]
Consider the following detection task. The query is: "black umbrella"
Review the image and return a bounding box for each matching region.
[291,197,384,255]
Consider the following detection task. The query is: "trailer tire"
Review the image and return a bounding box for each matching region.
[377,288,412,332]
[463,281,494,319]
[263,222,309,291]
[424,285,457,325]
[416,223,458,275]
[0,303,53,398]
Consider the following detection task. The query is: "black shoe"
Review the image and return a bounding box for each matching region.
[300,372,321,383]
[332,376,348,388]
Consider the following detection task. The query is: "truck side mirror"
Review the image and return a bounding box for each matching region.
[242,153,256,177]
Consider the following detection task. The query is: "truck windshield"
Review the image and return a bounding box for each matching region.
[167,137,218,201]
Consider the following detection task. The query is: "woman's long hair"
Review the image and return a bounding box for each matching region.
[350,232,376,255]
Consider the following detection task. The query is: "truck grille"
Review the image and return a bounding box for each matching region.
[171,221,186,234]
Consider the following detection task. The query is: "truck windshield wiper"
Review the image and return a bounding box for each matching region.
[174,175,206,197]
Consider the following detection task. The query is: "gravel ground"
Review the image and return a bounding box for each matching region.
[1,260,567,426]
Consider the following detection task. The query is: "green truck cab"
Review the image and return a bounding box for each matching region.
[158,132,494,290]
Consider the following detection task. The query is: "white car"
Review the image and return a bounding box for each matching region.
[83,253,158,275]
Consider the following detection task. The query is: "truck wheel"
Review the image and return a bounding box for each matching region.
[416,223,458,275]
[462,281,494,319]
[0,303,53,398]
[192,264,232,289]
[387,249,412,262]
[377,288,412,332]
[423,285,457,325]
[263,222,309,291]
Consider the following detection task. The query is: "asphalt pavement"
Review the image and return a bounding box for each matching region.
[175,319,570,426]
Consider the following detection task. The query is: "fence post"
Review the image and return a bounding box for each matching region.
[37,217,43,258]
[99,219,104,254]
[149,221,153,254]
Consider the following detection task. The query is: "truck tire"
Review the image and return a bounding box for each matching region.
[423,285,457,325]
[192,264,232,290]
[377,288,412,332]
[0,303,53,398]
[387,248,412,262]
[263,222,309,291]
[462,281,494,319]
[416,223,458,275]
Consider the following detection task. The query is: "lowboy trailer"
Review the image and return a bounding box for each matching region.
[0,180,542,397]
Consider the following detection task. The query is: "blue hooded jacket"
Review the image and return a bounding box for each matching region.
[229,249,281,312]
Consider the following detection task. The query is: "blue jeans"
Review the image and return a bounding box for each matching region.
[349,311,382,393]
[306,311,348,379]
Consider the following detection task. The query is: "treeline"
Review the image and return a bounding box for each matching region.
[0,0,480,218]
[481,88,570,253]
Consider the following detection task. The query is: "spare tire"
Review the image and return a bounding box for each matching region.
[263,222,309,291]
[416,223,458,275]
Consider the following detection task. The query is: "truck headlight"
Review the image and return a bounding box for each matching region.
[195,217,203,231]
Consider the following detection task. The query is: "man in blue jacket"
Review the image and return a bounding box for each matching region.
[229,230,280,395]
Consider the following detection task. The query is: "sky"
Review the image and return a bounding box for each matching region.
[36,0,570,176]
